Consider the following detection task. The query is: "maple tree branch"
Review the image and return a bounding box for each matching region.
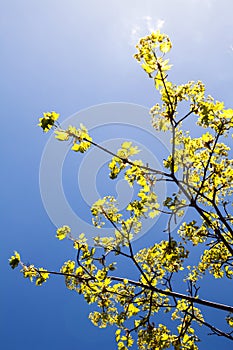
[110,275,233,313]
[34,268,233,313]
[171,174,233,256]
[186,311,233,341]
[175,109,194,126]
[84,137,170,177]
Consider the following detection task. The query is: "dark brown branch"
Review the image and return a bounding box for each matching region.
[110,275,233,313]
[35,268,233,313]
[171,174,233,256]
[175,109,194,126]
[195,127,222,202]
[186,311,233,341]
[83,137,169,177]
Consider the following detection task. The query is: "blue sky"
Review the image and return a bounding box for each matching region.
[1,1,233,349]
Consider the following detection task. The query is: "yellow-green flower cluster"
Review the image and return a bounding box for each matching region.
[108,141,139,179]
[56,225,71,240]
[38,111,60,132]
[55,124,92,153]
[9,251,21,269]
[134,30,172,79]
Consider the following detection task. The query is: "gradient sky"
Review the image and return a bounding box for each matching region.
[1,1,233,349]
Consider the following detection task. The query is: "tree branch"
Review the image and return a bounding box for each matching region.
[110,275,233,313]
[35,268,233,313]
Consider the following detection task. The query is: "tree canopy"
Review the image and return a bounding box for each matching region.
[10,31,233,349]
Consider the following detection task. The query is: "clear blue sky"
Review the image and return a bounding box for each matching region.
[1,1,233,349]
